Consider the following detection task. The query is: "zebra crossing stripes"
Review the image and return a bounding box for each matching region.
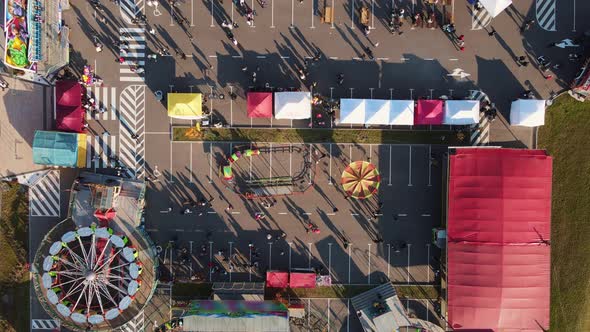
[471,6,492,30]
[120,28,146,82]
[117,310,145,332]
[469,90,491,146]
[31,319,60,329]
[86,86,118,120]
[86,134,119,169]
[536,0,556,31]
[119,85,146,179]
[29,170,60,217]
[120,0,144,25]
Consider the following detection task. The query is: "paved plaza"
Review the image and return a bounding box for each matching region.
[6,0,588,330]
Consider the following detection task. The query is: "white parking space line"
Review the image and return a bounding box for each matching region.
[328,144,333,184]
[310,0,315,28]
[189,241,193,278]
[428,145,432,186]
[408,145,413,186]
[190,143,193,183]
[367,243,372,284]
[426,243,431,282]
[289,143,293,177]
[328,243,333,279]
[210,0,214,27]
[349,144,352,163]
[327,299,331,331]
[308,144,313,184]
[308,243,312,268]
[270,143,273,180]
[347,299,350,332]
[348,244,352,283]
[388,145,392,186]
[407,243,411,283]
[350,0,355,29]
[288,242,293,271]
[229,86,234,126]
[209,142,213,183]
[268,242,273,270]
[291,0,294,26]
[170,139,174,182]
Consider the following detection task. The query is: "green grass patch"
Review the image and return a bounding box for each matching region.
[173,127,469,145]
[266,284,439,299]
[0,182,29,332]
[172,282,213,299]
[538,95,590,332]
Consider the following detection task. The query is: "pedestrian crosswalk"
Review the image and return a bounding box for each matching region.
[120,28,146,82]
[86,86,119,120]
[86,133,119,169]
[536,0,556,31]
[469,90,491,146]
[119,85,146,179]
[31,319,60,330]
[116,310,145,332]
[120,0,144,25]
[29,170,60,217]
[471,6,492,30]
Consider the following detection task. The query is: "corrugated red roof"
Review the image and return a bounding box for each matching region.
[447,148,552,332]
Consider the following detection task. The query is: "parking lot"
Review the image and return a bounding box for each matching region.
[144,141,445,285]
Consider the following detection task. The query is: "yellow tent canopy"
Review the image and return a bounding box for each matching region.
[167,93,203,120]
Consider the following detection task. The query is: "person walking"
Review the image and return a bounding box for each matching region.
[488,28,496,37]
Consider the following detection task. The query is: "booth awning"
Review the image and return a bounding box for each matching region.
[444,100,480,125]
[510,99,546,127]
[339,99,415,125]
[274,92,311,119]
[266,271,289,288]
[415,100,443,125]
[55,81,84,133]
[479,0,512,17]
[247,92,273,118]
[389,100,414,125]
[33,131,86,168]
[167,93,203,120]
[447,148,552,331]
[289,272,316,288]
[339,99,366,124]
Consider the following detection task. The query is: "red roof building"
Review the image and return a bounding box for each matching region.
[447,148,552,331]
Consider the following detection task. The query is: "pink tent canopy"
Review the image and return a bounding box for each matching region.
[94,208,117,223]
[414,100,443,125]
[447,148,552,331]
[289,272,316,288]
[55,81,84,133]
[247,92,273,118]
[266,271,289,288]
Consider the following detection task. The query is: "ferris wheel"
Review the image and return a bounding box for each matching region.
[40,225,142,325]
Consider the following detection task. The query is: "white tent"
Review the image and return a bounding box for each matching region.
[510,99,546,127]
[444,100,480,125]
[390,100,415,125]
[340,99,366,124]
[479,0,512,18]
[365,100,391,125]
[274,92,311,119]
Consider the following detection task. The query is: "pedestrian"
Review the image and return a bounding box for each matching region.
[488,28,496,36]
[180,52,187,60]
[457,34,464,41]
[242,65,248,72]
[0,80,8,91]
[312,227,320,234]
[131,133,139,139]
[333,207,338,213]
[280,250,285,256]
[280,231,287,238]
[83,123,89,129]
[226,204,233,211]
[149,28,156,35]
[364,46,374,60]
[168,207,173,212]
[266,233,272,240]
[117,56,125,63]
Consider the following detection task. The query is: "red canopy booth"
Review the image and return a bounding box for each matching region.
[289,272,316,288]
[447,148,552,331]
[266,271,289,288]
[55,80,84,133]
[247,92,273,118]
[414,100,443,125]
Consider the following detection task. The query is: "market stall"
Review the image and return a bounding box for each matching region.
[55,80,84,133]
[274,91,311,119]
[32,130,87,168]
[247,92,273,118]
[167,93,203,120]
[339,98,366,124]
[389,100,415,125]
[364,99,391,125]
[444,100,480,125]
[415,100,444,125]
[509,99,546,127]
[266,271,289,288]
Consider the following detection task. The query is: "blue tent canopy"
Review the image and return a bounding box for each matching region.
[33,131,80,167]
